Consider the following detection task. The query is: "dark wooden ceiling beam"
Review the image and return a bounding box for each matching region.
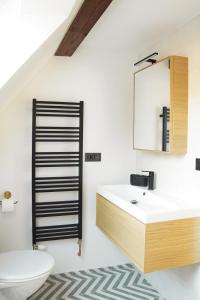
[55,0,113,56]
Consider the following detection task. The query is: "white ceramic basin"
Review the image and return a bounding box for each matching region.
[97,185,200,223]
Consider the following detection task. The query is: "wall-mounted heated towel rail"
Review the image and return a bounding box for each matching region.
[32,99,83,254]
[160,106,170,151]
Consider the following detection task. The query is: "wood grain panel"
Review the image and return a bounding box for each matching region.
[145,217,200,272]
[96,194,200,273]
[96,194,145,271]
[55,0,113,56]
[169,56,188,153]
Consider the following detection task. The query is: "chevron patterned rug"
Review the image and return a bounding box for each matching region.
[28,263,165,300]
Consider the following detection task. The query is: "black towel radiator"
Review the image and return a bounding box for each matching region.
[32,99,83,255]
[160,106,170,151]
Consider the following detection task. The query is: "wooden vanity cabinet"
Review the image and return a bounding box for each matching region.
[96,194,200,273]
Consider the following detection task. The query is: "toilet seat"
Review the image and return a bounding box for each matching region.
[0,250,54,282]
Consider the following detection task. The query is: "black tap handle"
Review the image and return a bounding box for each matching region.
[142,171,155,190]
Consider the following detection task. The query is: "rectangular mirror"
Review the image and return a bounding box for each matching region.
[133,56,188,153]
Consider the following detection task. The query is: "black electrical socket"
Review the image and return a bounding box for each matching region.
[196,158,200,170]
[85,153,101,162]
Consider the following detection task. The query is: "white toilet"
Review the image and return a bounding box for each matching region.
[0,250,55,300]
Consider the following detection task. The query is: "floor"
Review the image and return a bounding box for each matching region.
[29,263,165,300]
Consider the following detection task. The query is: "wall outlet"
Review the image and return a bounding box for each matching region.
[85,153,101,162]
[196,158,200,170]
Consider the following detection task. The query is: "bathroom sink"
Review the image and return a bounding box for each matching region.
[97,184,200,223]
[96,185,200,272]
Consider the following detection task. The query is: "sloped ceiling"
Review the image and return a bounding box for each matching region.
[80,0,200,52]
[0,0,83,107]
[0,0,78,16]
[1,0,200,108]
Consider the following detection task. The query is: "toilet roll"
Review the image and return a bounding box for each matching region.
[2,198,14,212]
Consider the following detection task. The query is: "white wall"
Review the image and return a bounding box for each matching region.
[0,48,136,273]
[135,16,200,300]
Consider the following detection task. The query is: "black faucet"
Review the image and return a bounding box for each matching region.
[142,171,155,190]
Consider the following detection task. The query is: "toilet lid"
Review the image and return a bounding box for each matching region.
[0,250,54,282]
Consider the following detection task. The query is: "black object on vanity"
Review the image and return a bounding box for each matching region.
[130,174,148,187]
[130,171,155,190]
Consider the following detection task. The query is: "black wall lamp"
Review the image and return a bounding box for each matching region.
[134,52,158,66]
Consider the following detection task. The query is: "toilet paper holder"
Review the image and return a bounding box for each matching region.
[0,191,18,205]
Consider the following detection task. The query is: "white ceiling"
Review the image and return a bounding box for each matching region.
[0,0,79,16]
[82,0,200,52]
[20,0,78,16]
[0,0,81,103]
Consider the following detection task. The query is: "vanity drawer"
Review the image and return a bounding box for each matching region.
[96,193,145,271]
[96,193,200,273]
